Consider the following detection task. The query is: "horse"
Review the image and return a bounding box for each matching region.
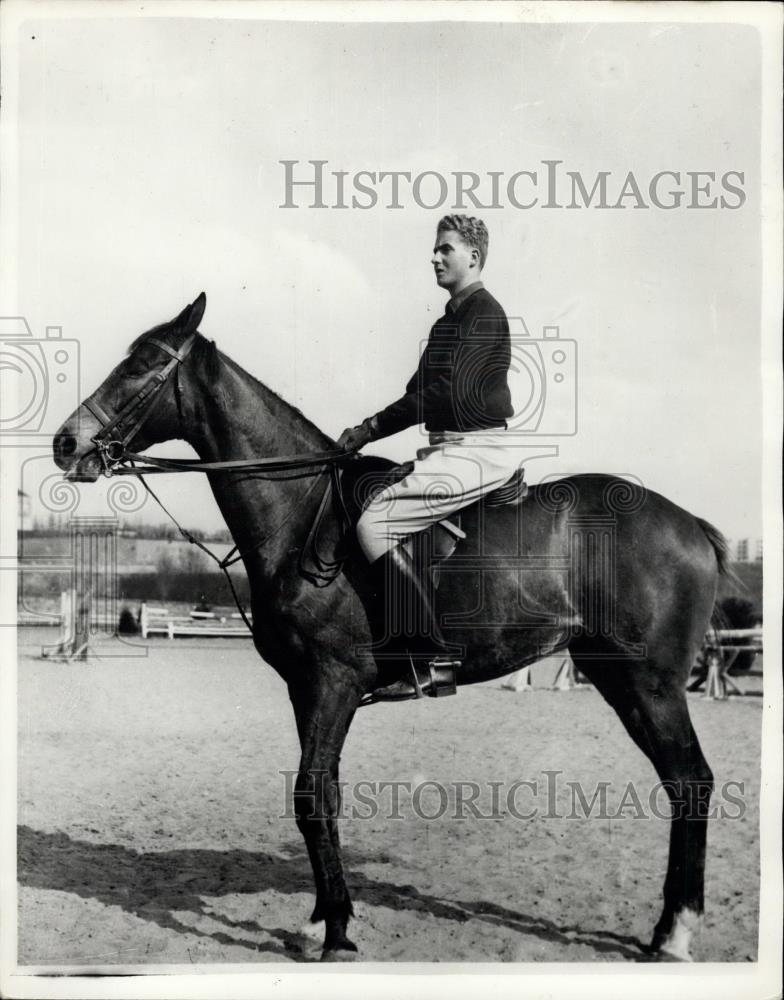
[53,293,726,962]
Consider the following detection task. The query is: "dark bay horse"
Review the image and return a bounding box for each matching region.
[53,294,727,961]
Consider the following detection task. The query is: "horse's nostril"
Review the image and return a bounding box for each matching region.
[56,434,78,457]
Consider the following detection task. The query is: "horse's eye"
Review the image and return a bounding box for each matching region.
[122,361,147,380]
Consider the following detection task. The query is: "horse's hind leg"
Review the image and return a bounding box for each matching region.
[571,648,714,961]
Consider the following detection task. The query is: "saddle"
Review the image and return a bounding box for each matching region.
[339,455,528,579]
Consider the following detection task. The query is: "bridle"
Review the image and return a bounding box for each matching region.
[83,333,198,476]
[76,330,355,614]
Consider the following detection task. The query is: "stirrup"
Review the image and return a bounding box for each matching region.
[414,654,459,699]
[360,654,459,706]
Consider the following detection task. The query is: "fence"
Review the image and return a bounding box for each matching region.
[139,602,253,639]
[698,628,763,700]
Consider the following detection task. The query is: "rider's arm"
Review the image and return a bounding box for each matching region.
[369,372,455,439]
[367,292,511,441]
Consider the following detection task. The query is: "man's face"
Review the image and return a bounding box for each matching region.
[431,229,479,293]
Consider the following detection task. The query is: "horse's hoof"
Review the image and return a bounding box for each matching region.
[656,939,694,962]
[651,947,693,963]
[321,943,359,963]
[650,907,699,962]
[289,920,324,957]
[297,919,324,943]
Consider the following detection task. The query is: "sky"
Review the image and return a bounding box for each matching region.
[3,10,767,542]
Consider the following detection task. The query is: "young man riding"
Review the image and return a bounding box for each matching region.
[337,215,519,699]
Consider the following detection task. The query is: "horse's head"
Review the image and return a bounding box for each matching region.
[53,293,208,481]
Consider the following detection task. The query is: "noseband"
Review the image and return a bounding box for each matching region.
[83,333,197,475]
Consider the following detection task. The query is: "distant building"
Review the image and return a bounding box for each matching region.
[16,530,234,575]
[732,538,763,563]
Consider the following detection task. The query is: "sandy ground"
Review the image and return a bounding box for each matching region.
[16,627,761,966]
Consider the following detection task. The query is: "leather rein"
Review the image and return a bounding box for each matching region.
[80,333,355,632]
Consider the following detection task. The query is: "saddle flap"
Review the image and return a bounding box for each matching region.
[482,466,528,507]
[339,456,413,526]
[338,456,527,581]
[340,457,528,521]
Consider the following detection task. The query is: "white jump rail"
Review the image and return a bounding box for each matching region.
[189,609,247,620]
[500,658,590,693]
[41,589,91,661]
[139,602,252,639]
[700,627,763,700]
[713,628,763,643]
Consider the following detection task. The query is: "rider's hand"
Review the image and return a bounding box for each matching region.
[336,417,378,452]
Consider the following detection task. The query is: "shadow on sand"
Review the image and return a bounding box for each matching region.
[18,825,650,962]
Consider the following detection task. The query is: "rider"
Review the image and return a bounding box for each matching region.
[337,215,519,696]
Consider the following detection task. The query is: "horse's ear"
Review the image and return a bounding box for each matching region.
[183,292,207,335]
[173,292,207,335]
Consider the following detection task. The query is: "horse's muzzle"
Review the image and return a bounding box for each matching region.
[53,437,102,481]
[53,432,78,462]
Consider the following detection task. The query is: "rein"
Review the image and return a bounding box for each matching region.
[112,453,355,634]
[81,331,356,634]
[127,457,351,633]
[109,449,349,476]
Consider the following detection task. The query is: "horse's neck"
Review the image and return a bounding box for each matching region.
[183,354,335,580]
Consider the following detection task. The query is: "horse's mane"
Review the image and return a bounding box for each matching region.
[127,322,169,354]
[219,352,334,446]
[128,322,332,446]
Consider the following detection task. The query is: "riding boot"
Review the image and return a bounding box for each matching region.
[366,543,461,701]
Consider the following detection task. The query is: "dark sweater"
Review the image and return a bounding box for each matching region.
[373,286,514,437]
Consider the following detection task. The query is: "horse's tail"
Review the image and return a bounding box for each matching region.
[696,517,731,576]
[695,517,746,625]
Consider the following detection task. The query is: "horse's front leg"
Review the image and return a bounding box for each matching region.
[289,674,362,959]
